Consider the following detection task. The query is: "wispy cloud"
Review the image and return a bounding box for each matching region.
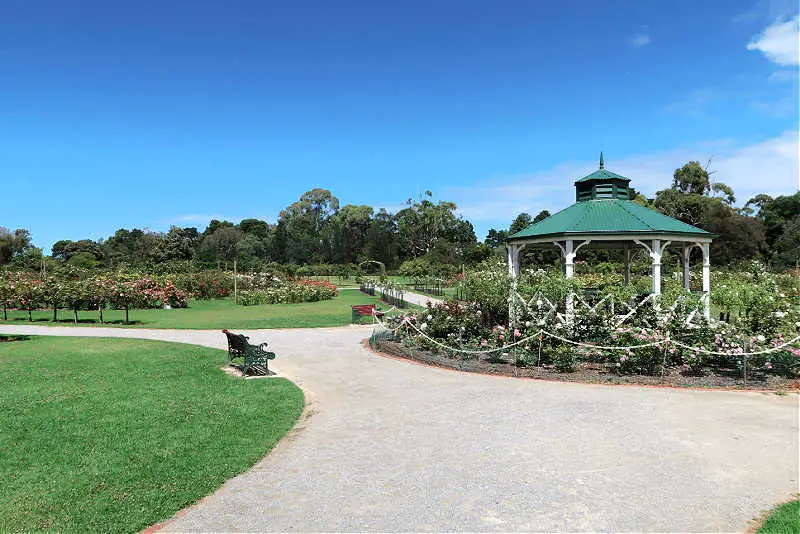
[732,0,797,24]
[767,69,798,82]
[662,88,733,117]
[747,15,800,65]
[448,132,799,238]
[629,33,651,47]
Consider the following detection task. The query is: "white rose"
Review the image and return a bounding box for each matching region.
[757,334,765,342]
[427,315,432,321]
[420,323,427,331]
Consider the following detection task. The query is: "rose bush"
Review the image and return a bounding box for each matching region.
[388,263,800,379]
[238,279,337,305]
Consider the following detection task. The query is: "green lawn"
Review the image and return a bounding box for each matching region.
[758,499,799,533]
[0,336,304,532]
[0,291,392,329]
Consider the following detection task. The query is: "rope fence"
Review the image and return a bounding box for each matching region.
[384,314,800,357]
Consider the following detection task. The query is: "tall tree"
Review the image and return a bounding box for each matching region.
[759,192,800,269]
[655,163,766,265]
[364,209,398,268]
[278,189,339,264]
[163,226,200,261]
[485,229,508,248]
[509,213,532,235]
[533,210,551,223]
[395,192,466,259]
[202,219,234,237]
[238,218,270,239]
[326,205,374,264]
[0,227,32,265]
[671,161,711,195]
[200,226,243,264]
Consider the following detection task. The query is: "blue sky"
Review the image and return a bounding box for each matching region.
[1,0,798,252]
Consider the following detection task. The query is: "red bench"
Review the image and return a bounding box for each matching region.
[351,304,384,323]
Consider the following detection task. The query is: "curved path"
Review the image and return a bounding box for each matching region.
[2,324,797,532]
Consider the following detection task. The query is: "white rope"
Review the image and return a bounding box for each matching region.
[375,313,544,354]
[374,311,800,358]
[379,314,679,354]
[671,336,800,356]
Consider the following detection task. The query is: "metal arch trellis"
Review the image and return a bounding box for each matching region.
[358,260,386,277]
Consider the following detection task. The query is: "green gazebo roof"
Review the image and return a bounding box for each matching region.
[574,152,631,183]
[574,168,630,183]
[508,155,712,241]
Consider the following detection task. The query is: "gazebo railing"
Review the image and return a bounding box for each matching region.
[511,289,705,328]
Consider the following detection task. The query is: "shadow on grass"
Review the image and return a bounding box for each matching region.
[1,317,145,326]
[0,335,30,342]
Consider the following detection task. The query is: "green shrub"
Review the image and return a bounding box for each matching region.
[551,345,578,373]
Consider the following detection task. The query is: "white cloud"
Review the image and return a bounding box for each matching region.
[767,69,798,82]
[630,33,651,47]
[448,131,799,237]
[747,15,800,65]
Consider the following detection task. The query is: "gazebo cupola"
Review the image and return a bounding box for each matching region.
[574,153,632,202]
[506,154,715,319]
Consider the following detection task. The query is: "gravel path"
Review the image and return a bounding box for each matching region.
[2,324,797,532]
[374,286,444,307]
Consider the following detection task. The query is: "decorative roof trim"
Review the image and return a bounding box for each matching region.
[507,232,715,243]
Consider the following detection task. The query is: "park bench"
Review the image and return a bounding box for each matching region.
[351,304,384,324]
[222,329,276,376]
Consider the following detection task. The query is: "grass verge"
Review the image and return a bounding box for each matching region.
[757,499,799,533]
[0,336,304,532]
[0,291,393,329]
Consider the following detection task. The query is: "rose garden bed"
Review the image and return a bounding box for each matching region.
[371,337,800,391]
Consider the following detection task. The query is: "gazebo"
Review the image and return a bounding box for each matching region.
[506,154,714,318]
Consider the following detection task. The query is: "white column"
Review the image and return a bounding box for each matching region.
[507,244,519,327]
[564,240,575,319]
[651,239,662,295]
[564,240,575,279]
[623,245,631,286]
[683,246,691,291]
[701,242,711,319]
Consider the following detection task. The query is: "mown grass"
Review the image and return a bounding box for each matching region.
[758,499,799,533]
[0,291,393,329]
[0,336,304,532]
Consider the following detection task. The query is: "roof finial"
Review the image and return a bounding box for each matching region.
[599,151,605,169]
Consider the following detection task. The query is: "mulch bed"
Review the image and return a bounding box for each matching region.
[372,339,800,391]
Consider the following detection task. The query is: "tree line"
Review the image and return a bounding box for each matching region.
[1,189,488,273]
[1,162,798,273]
